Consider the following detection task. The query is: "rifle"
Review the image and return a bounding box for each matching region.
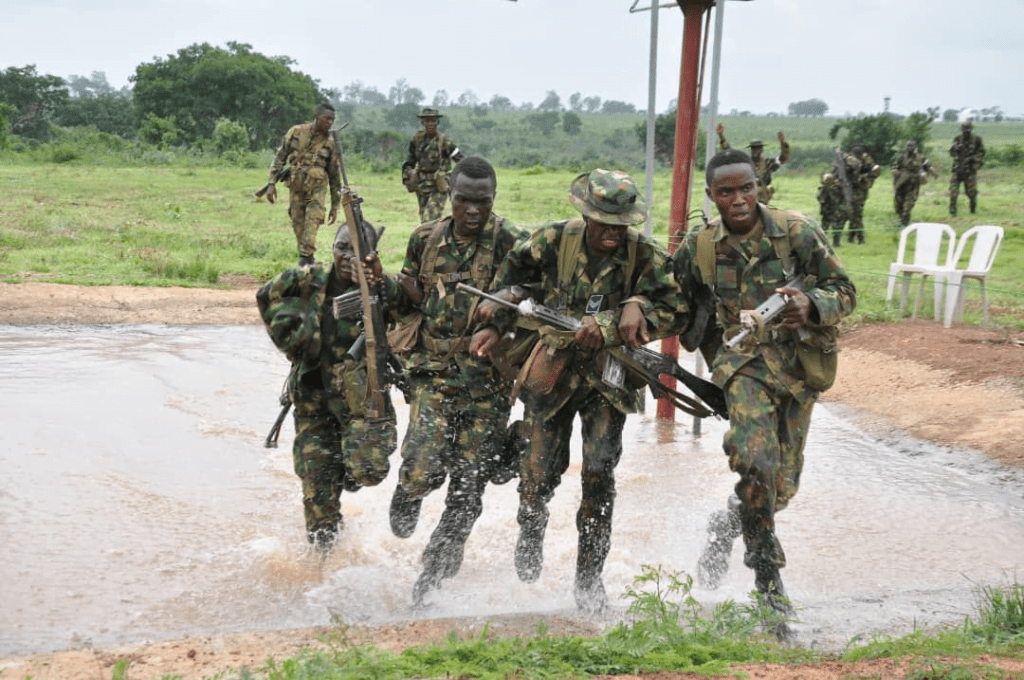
[265,389,291,448]
[455,282,728,419]
[255,166,291,202]
[331,127,391,419]
[724,275,810,350]
[832,147,854,207]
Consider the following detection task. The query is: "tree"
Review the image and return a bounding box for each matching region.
[942,108,960,123]
[525,111,559,136]
[488,94,514,112]
[388,78,423,106]
[212,117,250,156]
[455,90,478,108]
[902,107,939,154]
[384,102,421,129]
[0,102,15,149]
[569,92,582,112]
[601,100,636,114]
[0,64,69,141]
[787,98,829,117]
[537,90,562,112]
[829,112,904,165]
[582,96,601,113]
[562,111,582,136]
[131,41,327,149]
[635,110,676,165]
[432,89,449,108]
[53,71,135,139]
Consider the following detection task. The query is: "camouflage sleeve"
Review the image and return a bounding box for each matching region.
[789,216,857,327]
[402,136,418,172]
[446,137,463,164]
[624,236,688,340]
[255,267,321,361]
[400,223,431,284]
[489,222,562,334]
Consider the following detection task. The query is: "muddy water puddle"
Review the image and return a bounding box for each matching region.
[1,324,1023,656]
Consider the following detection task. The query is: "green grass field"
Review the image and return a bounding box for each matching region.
[1,158,1021,329]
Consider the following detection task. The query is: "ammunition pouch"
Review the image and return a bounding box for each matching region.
[402,166,417,193]
[514,340,573,398]
[796,326,839,392]
[434,169,450,193]
[387,311,423,355]
[343,415,397,488]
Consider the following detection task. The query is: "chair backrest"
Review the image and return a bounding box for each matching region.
[951,225,1004,275]
[895,222,956,268]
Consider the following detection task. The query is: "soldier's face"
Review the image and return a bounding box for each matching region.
[450,173,495,240]
[314,112,335,134]
[749,145,763,160]
[585,218,628,257]
[422,117,439,136]
[333,238,354,284]
[707,163,758,234]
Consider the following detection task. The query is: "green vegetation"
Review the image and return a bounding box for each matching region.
[1,131,1021,329]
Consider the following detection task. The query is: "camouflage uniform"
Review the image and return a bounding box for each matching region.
[842,150,880,244]
[719,135,791,204]
[949,126,985,215]
[267,123,341,262]
[256,261,399,549]
[673,204,855,592]
[489,187,685,611]
[393,211,527,598]
[892,147,935,226]
[817,170,849,247]
[402,129,463,222]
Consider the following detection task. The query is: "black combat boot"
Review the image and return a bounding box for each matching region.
[574,514,613,613]
[389,484,422,539]
[832,232,841,248]
[970,197,977,214]
[307,525,338,557]
[515,505,548,583]
[697,495,742,589]
[949,201,957,216]
[754,562,795,642]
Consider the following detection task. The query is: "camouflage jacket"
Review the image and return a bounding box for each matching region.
[844,152,880,193]
[892,150,934,190]
[490,219,686,417]
[268,122,341,206]
[673,205,856,400]
[949,132,985,175]
[401,130,463,178]
[400,213,527,396]
[256,262,400,396]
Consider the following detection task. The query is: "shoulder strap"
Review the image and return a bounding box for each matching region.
[418,217,498,288]
[696,209,798,285]
[765,207,798,277]
[696,226,716,285]
[556,217,639,304]
[418,219,449,283]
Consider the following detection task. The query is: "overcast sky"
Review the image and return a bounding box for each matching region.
[4,0,1022,119]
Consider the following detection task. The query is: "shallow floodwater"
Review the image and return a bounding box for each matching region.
[1,324,1023,656]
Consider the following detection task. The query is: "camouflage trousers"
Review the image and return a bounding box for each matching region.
[519,387,627,585]
[847,191,869,242]
[949,171,979,207]
[818,190,848,242]
[894,183,920,225]
[290,374,395,536]
[722,369,817,572]
[288,177,328,260]
[415,188,448,223]
[399,379,513,579]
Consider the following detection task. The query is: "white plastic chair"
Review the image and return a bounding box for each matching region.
[885,223,957,320]
[942,225,1004,327]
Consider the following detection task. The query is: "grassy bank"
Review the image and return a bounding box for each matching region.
[1,160,1021,329]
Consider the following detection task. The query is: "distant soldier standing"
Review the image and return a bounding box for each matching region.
[842,144,880,245]
[892,141,937,226]
[402,108,464,222]
[948,121,985,216]
[817,169,849,248]
[717,123,791,204]
[265,102,341,266]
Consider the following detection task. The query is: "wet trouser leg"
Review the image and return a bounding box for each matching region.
[290,381,348,547]
[722,370,816,577]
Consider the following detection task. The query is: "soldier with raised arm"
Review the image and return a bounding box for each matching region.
[717,123,791,204]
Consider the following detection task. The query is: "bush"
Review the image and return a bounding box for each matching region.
[212,118,250,156]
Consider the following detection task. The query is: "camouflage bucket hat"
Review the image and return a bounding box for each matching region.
[747,139,764,148]
[418,107,443,118]
[568,169,646,226]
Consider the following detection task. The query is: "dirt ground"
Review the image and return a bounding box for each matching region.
[2,281,1023,680]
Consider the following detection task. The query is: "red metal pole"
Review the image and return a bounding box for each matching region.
[658,0,711,421]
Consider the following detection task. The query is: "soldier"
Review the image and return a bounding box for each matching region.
[264,102,341,266]
[388,156,527,608]
[842,144,880,245]
[817,169,849,248]
[717,123,791,204]
[949,121,986,216]
[256,223,399,554]
[674,149,856,639]
[469,169,685,613]
[402,107,464,223]
[892,141,937,226]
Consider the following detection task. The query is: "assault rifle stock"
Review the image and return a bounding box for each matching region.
[332,127,392,419]
[255,166,291,202]
[456,283,728,419]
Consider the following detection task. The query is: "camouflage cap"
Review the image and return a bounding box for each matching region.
[568,169,646,226]
[418,107,443,118]
[747,140,764,148]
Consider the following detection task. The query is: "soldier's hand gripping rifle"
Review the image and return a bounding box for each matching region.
[331,127,392,420]
[724,275,810,350]
[255,166,291,202]
[455,283,728,419]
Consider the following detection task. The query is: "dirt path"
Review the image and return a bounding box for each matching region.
[2,282,1023,680]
